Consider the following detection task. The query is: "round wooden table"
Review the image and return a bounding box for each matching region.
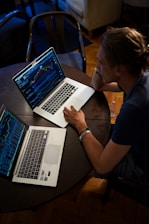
[0,63,110,212]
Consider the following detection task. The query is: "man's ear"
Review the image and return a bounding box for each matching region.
[116,64,126,77]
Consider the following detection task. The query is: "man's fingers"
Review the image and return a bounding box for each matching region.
[70,105,77,111]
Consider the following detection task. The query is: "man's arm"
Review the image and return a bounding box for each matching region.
[63,106,131,175]
[91,67,122,92]
[80,132,131,174]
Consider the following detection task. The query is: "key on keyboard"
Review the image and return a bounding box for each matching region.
[17,130,49,179]
[42,83,78,114]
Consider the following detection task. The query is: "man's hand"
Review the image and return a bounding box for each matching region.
[63,106,87,133]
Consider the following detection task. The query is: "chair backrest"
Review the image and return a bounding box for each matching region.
[0,10,30,67]
[26,11,86,72]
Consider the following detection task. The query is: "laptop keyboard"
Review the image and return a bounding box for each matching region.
[42,83,78,114]
[17,130,49,179]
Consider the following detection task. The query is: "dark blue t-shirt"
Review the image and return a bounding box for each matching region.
[112,71,149,172]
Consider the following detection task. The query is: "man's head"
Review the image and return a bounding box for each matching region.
[99,27,148,77]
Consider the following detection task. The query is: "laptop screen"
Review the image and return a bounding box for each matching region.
[0,106,25,176]
[13,48,65,109]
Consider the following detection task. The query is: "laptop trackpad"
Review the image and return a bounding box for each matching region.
[44,145,61,164]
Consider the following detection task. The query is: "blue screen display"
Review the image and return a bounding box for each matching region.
[0,108,25,176]
[14,49,65,108]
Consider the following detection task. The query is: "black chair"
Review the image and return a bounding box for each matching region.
[103,177,149,207]
[0,10,30,67]
[26,11,86,72]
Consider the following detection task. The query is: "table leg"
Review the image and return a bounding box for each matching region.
[55,0,58,10]
[19,0,26,12]
[45,0,59,10]
[28,0,36,16]
[19,0,36,17]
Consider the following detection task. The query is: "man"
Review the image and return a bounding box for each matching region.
[63,27,149,186]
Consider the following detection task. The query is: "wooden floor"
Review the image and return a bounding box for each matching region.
[1,175,149,224]
[1,31,149,223]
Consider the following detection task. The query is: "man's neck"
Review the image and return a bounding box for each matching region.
[118,75,142,94]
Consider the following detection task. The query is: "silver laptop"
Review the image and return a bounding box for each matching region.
[0,105,66,187]
[12,47,95,127]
